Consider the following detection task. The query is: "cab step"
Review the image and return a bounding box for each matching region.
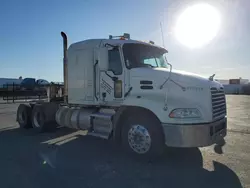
[89,110,115,139]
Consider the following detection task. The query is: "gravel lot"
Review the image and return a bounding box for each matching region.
[0,95,249,188]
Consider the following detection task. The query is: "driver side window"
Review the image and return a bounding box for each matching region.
[108,49,122,75]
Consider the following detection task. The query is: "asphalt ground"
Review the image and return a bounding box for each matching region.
[0,95,249,188]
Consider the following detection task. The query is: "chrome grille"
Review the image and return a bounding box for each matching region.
[211,87,226,119]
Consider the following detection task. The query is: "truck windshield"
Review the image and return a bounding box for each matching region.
[122,43,168,69]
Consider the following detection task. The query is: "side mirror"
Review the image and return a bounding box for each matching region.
[97,47,109,71]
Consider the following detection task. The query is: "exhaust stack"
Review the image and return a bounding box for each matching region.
[61,32,68,103]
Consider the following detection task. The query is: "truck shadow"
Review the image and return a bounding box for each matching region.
[0,127,243,188]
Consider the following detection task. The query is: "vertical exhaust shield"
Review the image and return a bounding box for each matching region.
[61,32,68,103]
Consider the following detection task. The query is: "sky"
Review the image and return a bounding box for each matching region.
[1,0,250,82]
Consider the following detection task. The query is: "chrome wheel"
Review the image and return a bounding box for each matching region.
[128,125,151,154]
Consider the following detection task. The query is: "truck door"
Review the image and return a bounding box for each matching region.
[99,47,124,105]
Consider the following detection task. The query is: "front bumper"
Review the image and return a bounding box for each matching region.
[162,117,227,147]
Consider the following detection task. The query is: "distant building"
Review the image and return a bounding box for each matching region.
[216,78,249,94]
[216,79,229,85]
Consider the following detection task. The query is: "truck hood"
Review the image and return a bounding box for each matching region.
[130,67,221,88]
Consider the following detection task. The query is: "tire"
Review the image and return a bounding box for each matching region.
[31,103,59,133]
[31,104,47,133]
[17,104,32,129]
[121,112,165,157]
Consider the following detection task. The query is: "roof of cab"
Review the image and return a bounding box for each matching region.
[68,39,167,52]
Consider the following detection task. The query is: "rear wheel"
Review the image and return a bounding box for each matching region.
[121,112,165,157]
[31,103,60,133]
[17,104,32,129]
[31,104,47,133]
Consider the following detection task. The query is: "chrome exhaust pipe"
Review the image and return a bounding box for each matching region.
[61,32,68,103]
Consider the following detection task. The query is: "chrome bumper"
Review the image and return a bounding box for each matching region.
[162,117,227,147]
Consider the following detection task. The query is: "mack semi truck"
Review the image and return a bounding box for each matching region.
[16,32,227,156]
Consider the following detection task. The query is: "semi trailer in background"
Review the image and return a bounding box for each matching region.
[16,32,227,156]
[20,78,49,90]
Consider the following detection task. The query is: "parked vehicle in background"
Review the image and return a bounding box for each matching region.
[20,78,36,90]
[19,78,49,96]
[20,78,49,90]
[0,78,23,88]
[37,79,50,86]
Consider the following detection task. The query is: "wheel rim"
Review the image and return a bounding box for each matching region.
[33,112,43,128]
[128,125,151,154]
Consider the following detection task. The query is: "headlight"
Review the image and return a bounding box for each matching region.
[169,108,201,118]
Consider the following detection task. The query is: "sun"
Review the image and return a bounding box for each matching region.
[174,3,221,48]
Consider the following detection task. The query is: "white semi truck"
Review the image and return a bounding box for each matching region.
[16,32,227,156]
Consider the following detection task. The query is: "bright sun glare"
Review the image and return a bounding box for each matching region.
[174,3,221,48]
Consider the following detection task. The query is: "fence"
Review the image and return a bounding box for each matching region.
[0,83,48,103]
[242,84,250,95]
[223,84,250,95]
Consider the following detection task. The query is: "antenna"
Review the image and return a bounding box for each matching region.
[160,22,165,48]
[159,21,173,90]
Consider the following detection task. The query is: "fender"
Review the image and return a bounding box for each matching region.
[113,106,128,142]
[112,105,162,143]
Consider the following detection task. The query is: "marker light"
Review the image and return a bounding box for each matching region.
[114,80,122,98]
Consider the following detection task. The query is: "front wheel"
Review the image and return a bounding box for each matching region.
[121,113,165,157]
